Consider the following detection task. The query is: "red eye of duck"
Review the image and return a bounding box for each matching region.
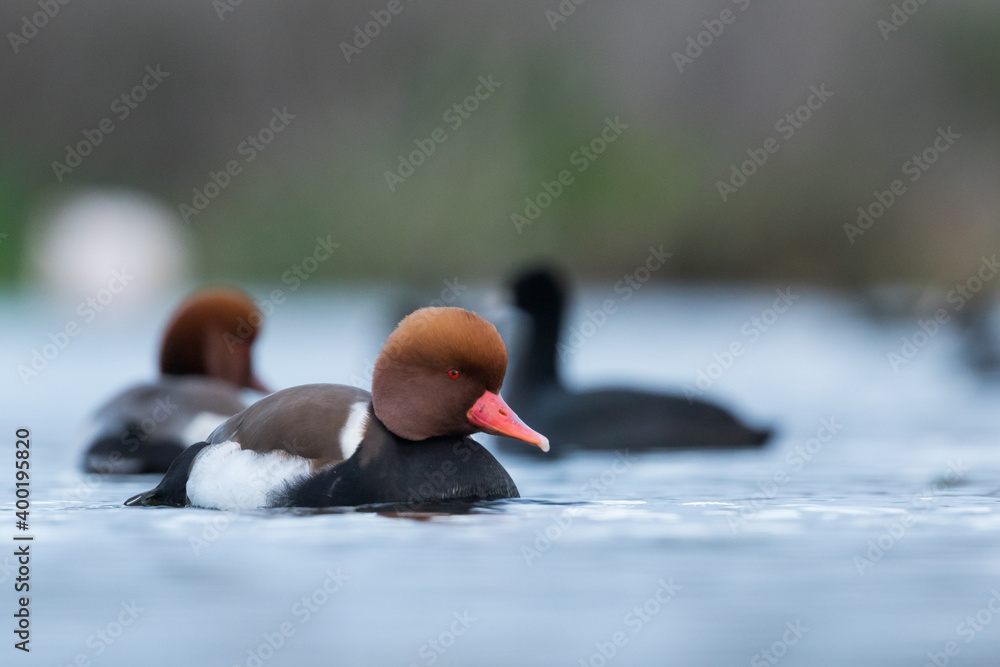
[448,369,461,379]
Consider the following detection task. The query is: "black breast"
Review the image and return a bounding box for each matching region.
[279,418,519,508]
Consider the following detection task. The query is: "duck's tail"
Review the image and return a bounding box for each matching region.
[124,442,211,507]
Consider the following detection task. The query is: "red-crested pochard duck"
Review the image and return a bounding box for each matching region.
[125,307,548,509]
[83,287,269,474]
[498,267,772,457]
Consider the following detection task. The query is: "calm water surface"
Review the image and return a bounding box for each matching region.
[2,286,999,666]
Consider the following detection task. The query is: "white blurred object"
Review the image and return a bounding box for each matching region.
[26,188,191,301]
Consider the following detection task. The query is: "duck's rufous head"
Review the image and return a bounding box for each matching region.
[372,307,549,451]
[158,287,268,392]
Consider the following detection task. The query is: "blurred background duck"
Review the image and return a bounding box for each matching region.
[81,287,269,474]
[498,267,773,458]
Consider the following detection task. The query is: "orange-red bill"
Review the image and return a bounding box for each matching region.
[467,391,550,453]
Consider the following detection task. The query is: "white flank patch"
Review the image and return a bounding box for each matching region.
[338,401,369,460]
[182,412,231,445]
[186,441,312,510]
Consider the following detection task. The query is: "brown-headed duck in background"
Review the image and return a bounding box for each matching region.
[82,287,269,474]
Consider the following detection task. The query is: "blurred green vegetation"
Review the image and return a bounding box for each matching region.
[2,1,999,290]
